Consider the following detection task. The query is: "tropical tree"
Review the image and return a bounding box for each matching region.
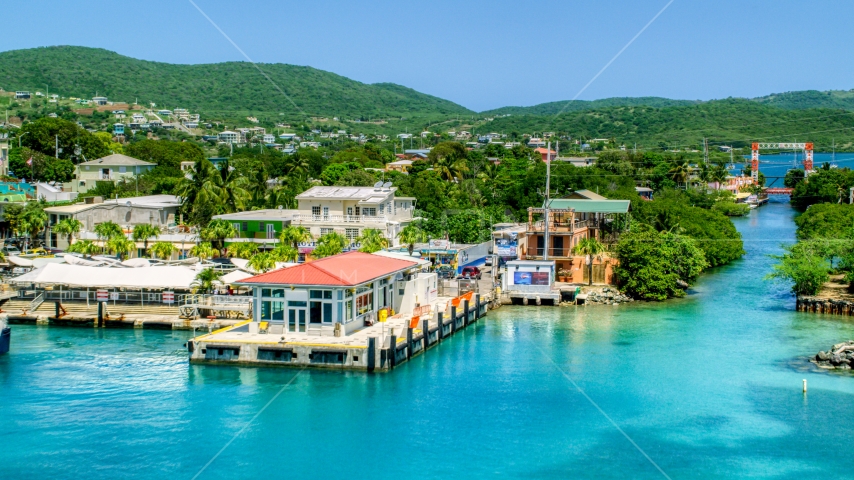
[766,242,831,296]
[149,241,176,260]
[477,161,502,199]
[53,218,83,246]
[19,205,48,249]
[357,228,388,253]
[106,235,135,260]
[67,240,101,257]
[279,225,313,249]
[312,232,347,258]
[667,159,691,188]
[210,158,251,213]
[228,242,259,259]
[175,158,219,225]
[573,237,607,285]
[284,154,310,178]
[248,252,277,273]
[132,224,161,252]
[270,244,299,263]
[94,221,123,240]
[200,219,238,252]
[190,242,219,261]
[397,225,427,256]
[191,267,223,294]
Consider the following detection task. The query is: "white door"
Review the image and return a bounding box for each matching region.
[266,223,275,239]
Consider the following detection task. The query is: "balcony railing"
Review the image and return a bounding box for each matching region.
[526,219,597,232]
[293,213,391,224]
[522,247,576,260]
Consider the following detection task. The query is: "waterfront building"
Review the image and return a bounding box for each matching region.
[523,198,630,279]
[238,251,430,336]
[418,239,491,275]
[68,154,155,193]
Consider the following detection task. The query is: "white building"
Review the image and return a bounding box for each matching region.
[218,131,245,144]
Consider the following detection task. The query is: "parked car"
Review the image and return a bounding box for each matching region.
[2,246,21,256]
[459,266,483,280]
[435,265,454,279]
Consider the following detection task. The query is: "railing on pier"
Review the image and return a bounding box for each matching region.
[28,292,44,312]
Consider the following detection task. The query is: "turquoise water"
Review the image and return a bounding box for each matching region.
[738,152,854,180]
[3,202,854,479]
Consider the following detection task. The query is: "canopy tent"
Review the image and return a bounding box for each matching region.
[229,258,296,274]
[219,270,254,285]
[10,263,199,290]
[7,256,34,267]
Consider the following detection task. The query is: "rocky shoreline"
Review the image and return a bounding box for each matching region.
[561,287,634,306]
[812,341,854,370]
[797,297,854,316]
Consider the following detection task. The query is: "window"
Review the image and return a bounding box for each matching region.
[320,228,333,236]
[233,223,241,232]
[242,222,248,232]
[322,207,329,218]
[311,206,321,217]
[309,290,334,324]
[380,204,385,214]
[259,222,265,231]
[345,228,359,241]
[261,301,284,321]
[119,166,126,173]
[363,207,376,217]
[347,207,353,215]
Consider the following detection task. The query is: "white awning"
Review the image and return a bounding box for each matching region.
[219,270,254,285]
[10,263,200,290]
[7,256,33,267]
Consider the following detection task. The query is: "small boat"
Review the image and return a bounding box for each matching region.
[0,319,9,355]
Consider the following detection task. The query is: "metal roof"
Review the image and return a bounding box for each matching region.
[545,199,631,214]
[78,154,155,167]
[237,251,417,287]
[296,186,396,201]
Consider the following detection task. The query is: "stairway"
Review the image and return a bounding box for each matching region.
[1,299,36,315]
[29,301,179,317]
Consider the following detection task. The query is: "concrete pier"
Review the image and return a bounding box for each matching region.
[187,293,491,372]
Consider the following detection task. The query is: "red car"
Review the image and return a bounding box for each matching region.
[459,266,483,280]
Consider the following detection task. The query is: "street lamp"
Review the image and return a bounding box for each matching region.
[18,131,29,148]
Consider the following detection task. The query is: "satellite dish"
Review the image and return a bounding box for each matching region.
[125,201,132,207]
[382,182,393,188]
[373,181,383,188]
[277,205,283,210]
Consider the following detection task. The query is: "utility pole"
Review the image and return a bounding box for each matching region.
[55,135,59,159]
[543,141,552,261]
[703,137,708,165]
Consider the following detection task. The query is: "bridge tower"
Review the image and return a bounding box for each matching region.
[750,142,815,181]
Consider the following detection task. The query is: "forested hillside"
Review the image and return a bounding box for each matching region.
[0,46,471,118]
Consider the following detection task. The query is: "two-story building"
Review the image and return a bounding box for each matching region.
[292,185,416,247]
[69,154,155,193]
[523,196,630,281]
[214,209,295,246]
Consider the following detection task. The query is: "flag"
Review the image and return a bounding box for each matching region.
[26,156,33,166]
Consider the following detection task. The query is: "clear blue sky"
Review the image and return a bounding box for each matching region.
[6,0,854,112]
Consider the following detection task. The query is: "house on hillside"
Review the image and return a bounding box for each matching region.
[92,96,108,105]
[534,147,557,162]
[69,154,155,193]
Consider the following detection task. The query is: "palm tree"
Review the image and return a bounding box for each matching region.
[477,161,501,199]
[149,241,175,260]
[270,244,299,262]
[67,240,101,257]
[53,218,83,246]
[175,158,219,223]
[435,156,469,182]
[200,219,238,252]
[312,232,347,258]
[573,237,607,286]
[191,267,223,294]
[710,164,729,188]
[279,225,313,249]
[357,228,388,253]
[228,242,259,259]
[398,225,427,256]
[106,235,135,260]
[20,206,48,249]
[132,224,161,253]
[210,158,251,214]
[94,221,123,240]
[248,252,277,273]
[668,159,691,188]
[284,155,309,178]
[190,242,219,261]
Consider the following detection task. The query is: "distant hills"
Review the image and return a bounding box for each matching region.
[482,97,700,116]
[0,46,472,119]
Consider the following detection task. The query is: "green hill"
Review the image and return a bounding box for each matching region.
[482,97,699,115]
[0,46,472,119]
[751,89,854,110]
[486,98,854,151]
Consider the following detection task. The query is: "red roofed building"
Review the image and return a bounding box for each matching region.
[534,147,556,162]
[237,251,427,336]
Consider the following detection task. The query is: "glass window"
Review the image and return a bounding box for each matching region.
[259,222,265,230]
[345,299,353,322]
[345,228,359,241]
[261,288,271,297]
[337,290,343,300]
[311,206,321,216]
[380,204,385,214]
[261,301,271,320]
[272,301,285,321]
[310,290,323,299]
[242,222,248,231]
[288,301,307,307]
[324,291,332,299]
[323,303,333,323]
[271,289,285,298]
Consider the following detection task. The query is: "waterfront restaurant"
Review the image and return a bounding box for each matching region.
[236,252,423,336]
